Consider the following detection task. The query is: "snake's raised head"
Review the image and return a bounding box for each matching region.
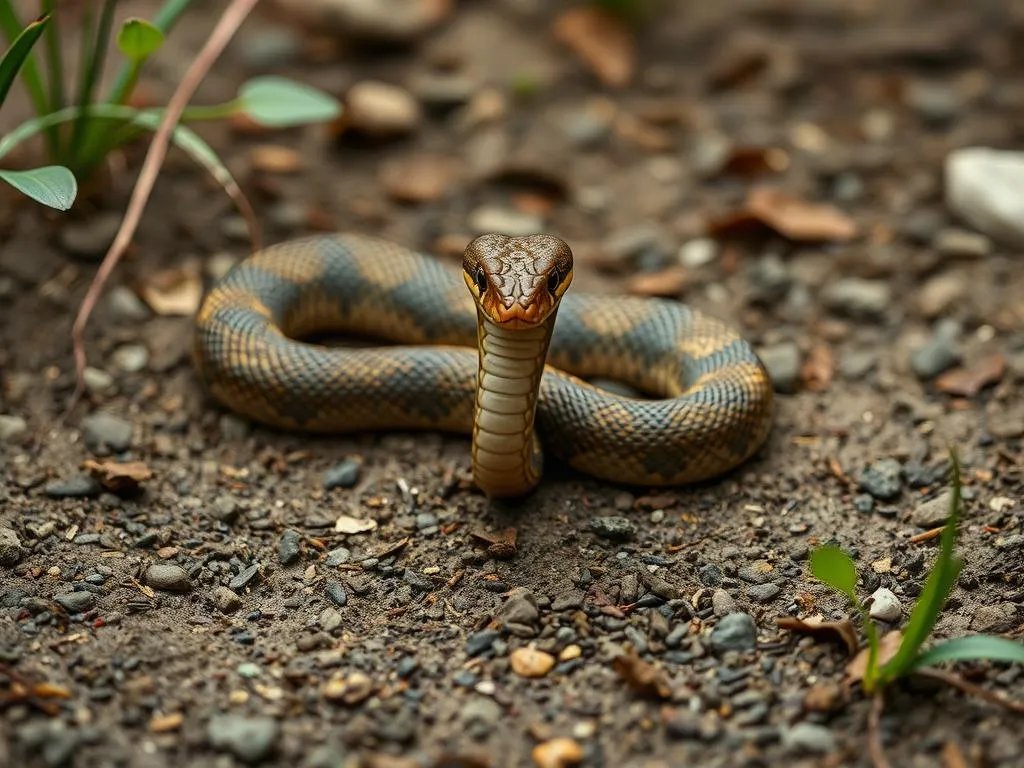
[463,233,574,329]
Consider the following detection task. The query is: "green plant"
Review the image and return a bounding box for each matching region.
[810,448,1024,695]
[0,12,75,210]
[0,1,340,199]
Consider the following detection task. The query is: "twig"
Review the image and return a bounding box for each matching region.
[64,0,260,422]
[914,667,1024,714]
[868,692,892,768]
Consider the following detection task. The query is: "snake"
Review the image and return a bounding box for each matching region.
[193,232,774,498]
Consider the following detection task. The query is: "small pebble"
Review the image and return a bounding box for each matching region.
[323,460,361,490]
[588,515,635,541]
[59,212,121,259]
[822,278,892,319]
[710,612,757,654]
[0,414,27,442]
[80,413,133,453]
[55,591,96,613]
[746,583,781,603]
[106,286,150,321]
[868,588,901,622]
[469,206,544,237]
[465,629,499,657]
[344,80,421,137]
[910,320,961,379]
[907,490,952,528]
[277,530,302,565]
[83,367,115,395]
[207,714,280,763]
[111,344,149,373]
[0,528,24,566]
[230,563,261,592]
[782,722,838,755]
[145,564,192,593]
[678,238,718,268]
[945,147,1024,247]
[211,586,243,614]
[510,647,555,678]
[44,475,102,499]
[858,459,903,501]
[757,342,802,394]
[325,581,348,606]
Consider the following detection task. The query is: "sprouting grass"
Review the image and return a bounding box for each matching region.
[0,1,341,210]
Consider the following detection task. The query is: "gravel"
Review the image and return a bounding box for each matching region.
[207,714,280,763]
[709,612,758,654]
[144,564,192,593]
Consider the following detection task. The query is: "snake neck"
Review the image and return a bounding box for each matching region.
[471,312,554,497]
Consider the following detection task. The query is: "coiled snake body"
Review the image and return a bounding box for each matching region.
[193,233,774,497]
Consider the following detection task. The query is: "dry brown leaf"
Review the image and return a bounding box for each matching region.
[711,187,858,242]
[718,146,790,176]
[553,7,635,88]
[845,630,903,685]
[612,648,672,700]
[334,515,377,534]
[941,741,969,768]
[531,738,583,768]
[628,266,688,297]
[800,343,835,392]
[82,459,152,493]
[775,615,859,656]
[935,353,1006,397]
[138,264,203,317]
[249,144,303,173]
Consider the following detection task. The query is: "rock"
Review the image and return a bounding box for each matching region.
[344,81,421,137]
[839,349,877,379]
[970,602,1019,633]
[0,414,27,442]
[230,563,261,592]
[465,629,499,657]
[111,344,149,373]
[498,589,540,627]
[932,228,992,258]
[211,586,243,614]
[602,224,674,272]
[946,147,1024,247]
[319,607,343,632]
[144,564,192,593]
[868,587,901,622]
[54,591,95,613]
[709,612,757,654]
[278,529,302,565]
[510,647,556,678]
[757,342,802,394]
[551,589,584,611]
[82,367,115,395]
[59,211,122,259]
[0,528,24,566]
[323,460,361,490]
[748,253,793,305]
[272,0,447,43]
[782,722,838,755]
[711,589,737,616]
[326,581,348,606]
[588,515,635,541]
[910,322,961,379]
[907,490,953,528]
[746,583,781,603]
[80,413,132,453]
[905,80,963,125]
[917,272,967,319]
[207,714,280,764]
[858,459,902,501]
[468,206,544,237]
[106,286,150,321]
[678,238,718,268]
[44,475,103,498]
[822,278,892,319]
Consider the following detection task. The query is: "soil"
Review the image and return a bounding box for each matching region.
[2,1,1024,767]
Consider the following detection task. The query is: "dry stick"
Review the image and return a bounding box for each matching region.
[868,693,893,768]
[914,667,1024,714]
[65,0,260,421]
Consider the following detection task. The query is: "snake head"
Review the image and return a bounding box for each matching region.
[463,233,574,329]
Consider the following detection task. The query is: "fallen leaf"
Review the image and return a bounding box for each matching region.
[935,353,1006,397]
[800,343,835,391]
[334,515,377,534]
[553,7,635,87]
[249,144,303,173]
[149,712,183,732]
[612,647,672,700]
[614,112,673,151]
[531,738,583,768]
[710,186,858,242]
[379,153,461,203]
[802,680,845,712]
[718,146,790,176]
[628,265,687,297]
[942,741,969,768]
[845,630,903,685]
[138,263,203,317]
[82,459,152,493]
[469,527,517,559]
[775,615,859,656]
[371,537,410,560]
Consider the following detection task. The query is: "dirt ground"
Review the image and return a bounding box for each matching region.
[2,1,1024,766]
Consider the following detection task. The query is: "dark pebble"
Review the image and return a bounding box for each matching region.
[44,475,102,498]
[465,629,499,657]
[54,591,96,613]
[277,530,302,565]
[853,494,874,514]
[207,714,279,763]
[709,612,758,654]
[324,547,351,567]
[698,563,724,587]
[403,569,433,591]
[858,458,903,500]
[325,581,348,606]
[80,413,132,453]
[588,515,636,541]
[230,563,261,592]
[746,583,781,603]
[323,460,360,490]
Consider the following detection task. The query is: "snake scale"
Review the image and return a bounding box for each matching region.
[193,232,774,497]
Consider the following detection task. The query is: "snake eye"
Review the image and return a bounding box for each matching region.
[547,270,561,295]
[475,268,488,294]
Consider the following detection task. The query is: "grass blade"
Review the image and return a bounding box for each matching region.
[809,545,858,601]
[0,4,57,155]
[911,636,1024,671]
[0,11,48,105]
[879,448,965,682]
[0,165,76,209]
[69,0,117,170]
[40,0,63,113]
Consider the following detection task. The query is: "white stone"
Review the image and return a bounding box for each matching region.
[868,587,902,623]
[946,147,1024,247]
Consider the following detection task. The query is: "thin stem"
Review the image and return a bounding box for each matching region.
[180,99,240,122]
[40,0,62,111]
[69,0,117,173]
[867,693,892,768]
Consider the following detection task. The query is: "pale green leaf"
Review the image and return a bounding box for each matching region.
[0,165,77,210]
[116,18,164,62]
[810,545,858,601]
[237,76,341,128]
[912,635,1024,670]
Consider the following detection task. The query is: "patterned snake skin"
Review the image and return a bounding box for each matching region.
[193,233,774,493]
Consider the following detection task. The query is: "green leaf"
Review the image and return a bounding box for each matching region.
[236,76,341,128]
[0,165,76,210]
[880,448,965,682]
[0,12,50,106]
[810,545,858,601]
[116,18,163,62]
[912,635,1024,670]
